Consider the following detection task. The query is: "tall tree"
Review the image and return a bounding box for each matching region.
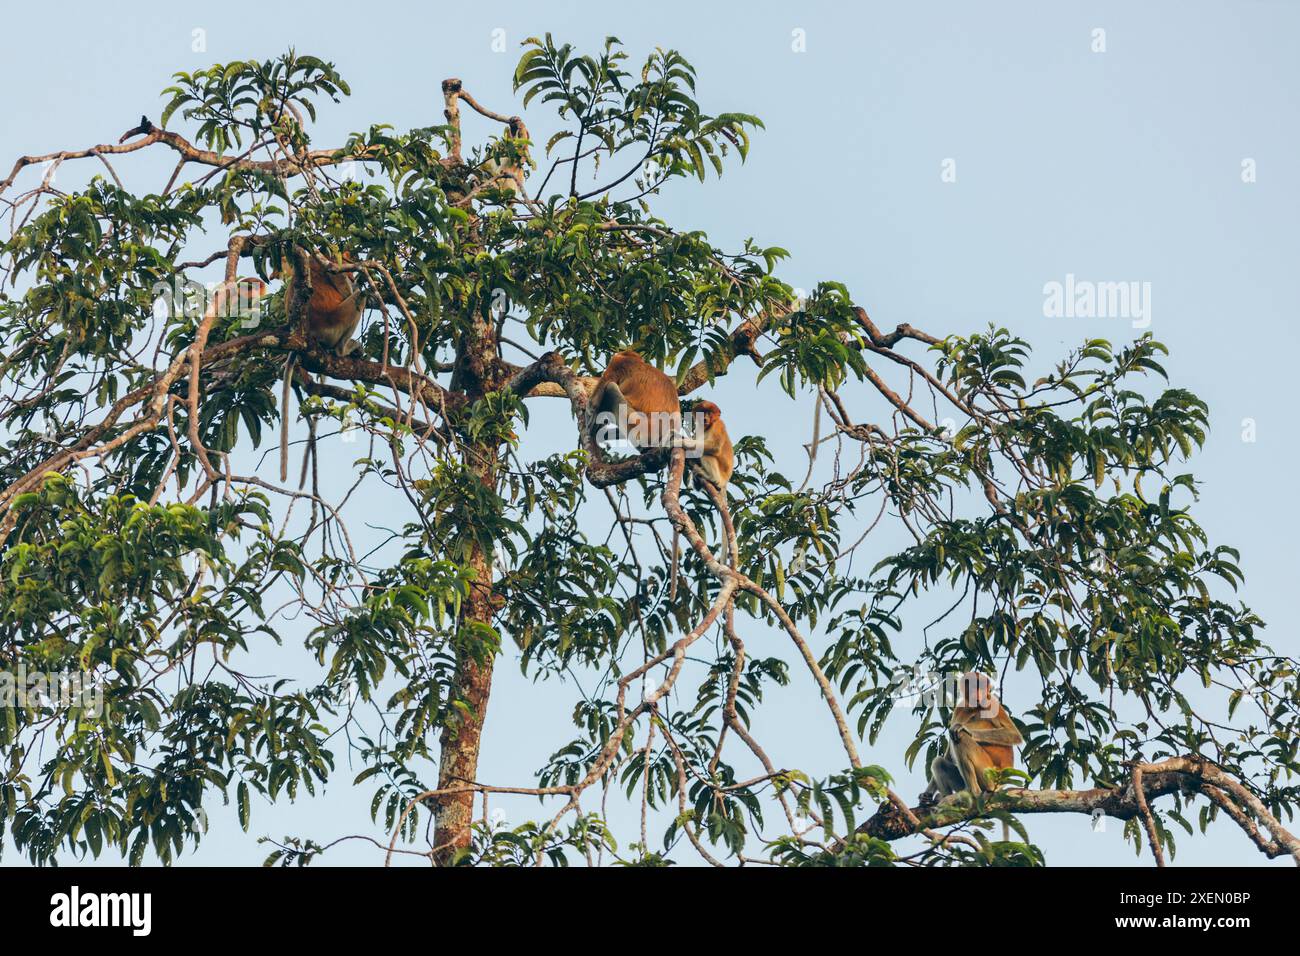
[0,40,1295,866]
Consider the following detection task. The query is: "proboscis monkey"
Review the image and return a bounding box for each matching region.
[281,250,364,356]
[588,350,682,450]
[921,671,1023,823]
[669,400,735,599]
[691,400,733,491]
[278,249,365,483]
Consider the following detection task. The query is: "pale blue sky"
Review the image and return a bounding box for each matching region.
[1,0,1296,866]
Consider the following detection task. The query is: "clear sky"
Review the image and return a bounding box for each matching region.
[1,0,1296,866]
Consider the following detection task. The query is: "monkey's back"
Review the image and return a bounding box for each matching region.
[602,351,680,414]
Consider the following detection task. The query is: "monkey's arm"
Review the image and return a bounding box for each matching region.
[950,733,1000,793]
[956,725,1024,747]
[590,379,622,417]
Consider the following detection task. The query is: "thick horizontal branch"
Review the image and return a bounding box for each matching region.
[288,331,458,411]
[854,755,1300,864]
[190,325,460,413]
[298,377,447,442]
[860,777,1187,842]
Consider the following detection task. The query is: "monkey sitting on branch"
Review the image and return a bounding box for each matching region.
[278,248,364,356]
[668,399,735,599]
[587,349,682,451]
[687,400,733,492]
[586,353,735,483]
[276,247,365,483]
[920,671,1024,807]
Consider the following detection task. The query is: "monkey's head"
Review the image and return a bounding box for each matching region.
[695,400,722,430]
[957,671,998,712]
[209,277,267,323]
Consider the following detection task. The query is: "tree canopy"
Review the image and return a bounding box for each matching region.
[0,38,1296,867]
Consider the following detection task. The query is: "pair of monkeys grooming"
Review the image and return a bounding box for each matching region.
[587,350,734,490]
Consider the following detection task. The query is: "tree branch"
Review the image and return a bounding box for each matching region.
[853,755,1300,865]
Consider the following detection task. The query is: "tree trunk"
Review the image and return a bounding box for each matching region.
[432,311,504,865]
[431,535,496,864]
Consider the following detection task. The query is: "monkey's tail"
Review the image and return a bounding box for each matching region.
[299,411,317,491]
[280,353,296,483]
[298,371,325,491]
[669,527,680,600]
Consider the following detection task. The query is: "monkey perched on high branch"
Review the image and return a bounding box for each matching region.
[588,350,682,450]
[277,248,365,482]
[921,672,1024,804]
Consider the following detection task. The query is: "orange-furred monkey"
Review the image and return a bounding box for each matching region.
[588,350,682,449]
[282,251,364,355]
[278,250,365,482]
[669,401,735,600]
[691,400,733,490]
[921,671,1023,810]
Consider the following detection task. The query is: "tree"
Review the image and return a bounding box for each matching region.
[0,38,1295,868]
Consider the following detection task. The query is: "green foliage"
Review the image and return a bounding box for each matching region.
[0,42,1293,870]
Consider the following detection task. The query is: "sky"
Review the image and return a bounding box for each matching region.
[1,0,1297,866]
